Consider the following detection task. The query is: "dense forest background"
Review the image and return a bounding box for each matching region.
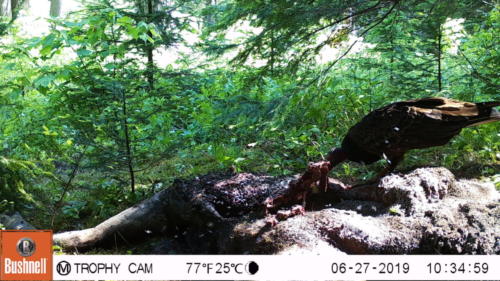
[0,0,498,231]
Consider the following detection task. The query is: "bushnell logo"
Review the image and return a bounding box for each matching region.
[1,230,52,280]
[16,238,36,257]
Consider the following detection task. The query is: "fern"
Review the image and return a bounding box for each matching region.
[0,157,36,212]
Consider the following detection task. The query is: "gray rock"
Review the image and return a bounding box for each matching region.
[222,167,499,254]
[0,212,36,230]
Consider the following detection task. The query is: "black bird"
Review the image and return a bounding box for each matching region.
[323,97,500,183]
[264,97,498,216]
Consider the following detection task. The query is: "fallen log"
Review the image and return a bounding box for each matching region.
[53,173,279,251]
[50,167,499,255]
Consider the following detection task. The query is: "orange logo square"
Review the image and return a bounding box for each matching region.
[0,230,52,280]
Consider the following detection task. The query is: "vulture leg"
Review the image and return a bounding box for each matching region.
[377,154,404,179]
[353,154,404,187]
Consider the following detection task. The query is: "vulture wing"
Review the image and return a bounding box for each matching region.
[342,97,499,164]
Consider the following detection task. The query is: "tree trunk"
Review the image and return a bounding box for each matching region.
[50,151,86,228]
[10,0,18,13]
[389,32,395,84]
[146,0,154,90]
[49,0,61,17]
[0,0,28,19]
[54,188,171,249]
[121,89,136,194]
[437,25,442,92]
[109,17,135,194]
[0,0,9,17]
[204,0,216,26]
[270,29,275,75]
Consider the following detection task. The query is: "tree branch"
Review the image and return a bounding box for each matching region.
[304,0,400,87]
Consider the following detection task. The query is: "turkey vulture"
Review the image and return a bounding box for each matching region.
[323,97,500,185]
[264,97,499,216]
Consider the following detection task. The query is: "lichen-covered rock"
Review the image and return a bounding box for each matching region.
[221,167,499,254]
[0,212,36,230]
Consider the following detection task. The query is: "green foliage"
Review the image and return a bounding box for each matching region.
[0,157,35,212]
